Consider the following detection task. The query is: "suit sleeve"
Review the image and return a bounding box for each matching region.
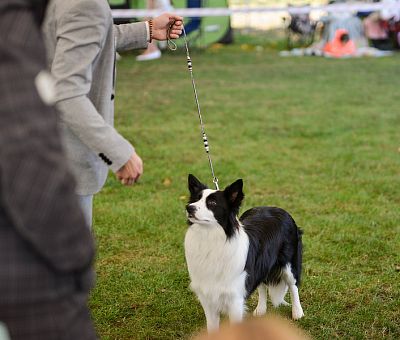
[52,0,134,173]
[113,21,148,52]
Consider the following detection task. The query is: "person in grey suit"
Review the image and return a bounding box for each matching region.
[43,0,183,226]
[0,0,97,339]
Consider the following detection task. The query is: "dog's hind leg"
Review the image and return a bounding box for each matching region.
[288,284,304,320]
[253,283,267,316]
[283,265,304,320]
[268,280,290,307]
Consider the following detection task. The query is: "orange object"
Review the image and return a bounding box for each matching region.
[323,29,356,57]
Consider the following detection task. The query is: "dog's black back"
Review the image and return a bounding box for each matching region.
[240,207,303,297]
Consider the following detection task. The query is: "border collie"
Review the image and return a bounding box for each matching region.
[184,174,304,331]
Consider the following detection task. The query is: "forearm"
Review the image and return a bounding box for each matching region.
[114,21,148,52]
[57,95,134,172]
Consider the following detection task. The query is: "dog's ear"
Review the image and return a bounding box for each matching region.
[188,174,207,195]
[224,179,244,208]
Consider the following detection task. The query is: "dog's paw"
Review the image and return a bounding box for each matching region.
[253,306,267,316]
[271,299,290,308]
[280,299,290,307]
[292,306,304,320]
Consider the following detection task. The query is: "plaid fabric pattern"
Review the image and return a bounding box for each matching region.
[0,293,96,340]
[0,2,97,339]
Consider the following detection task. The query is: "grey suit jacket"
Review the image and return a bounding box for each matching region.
[43,0,148,195]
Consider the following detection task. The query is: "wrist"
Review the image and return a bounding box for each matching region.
[147,19,154,43]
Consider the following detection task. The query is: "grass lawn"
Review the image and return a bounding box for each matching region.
[90,39,400,339]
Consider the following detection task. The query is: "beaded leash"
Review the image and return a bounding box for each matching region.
[167,24,220,190]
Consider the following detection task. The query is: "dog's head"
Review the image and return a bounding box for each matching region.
[186,174,244,238]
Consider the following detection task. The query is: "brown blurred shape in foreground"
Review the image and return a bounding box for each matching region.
[192,316,310,340]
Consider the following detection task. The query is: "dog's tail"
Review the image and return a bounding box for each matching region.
[294,226,303,286]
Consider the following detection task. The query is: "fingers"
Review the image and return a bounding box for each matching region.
[171,20,183,28]
[133,173,141,183]
[170,20,183,29]
[168,15,183,23]
[120,176,137,186]
[132,167,142,184]
[168,26,183,39]
[120,178,129,186]
[118,168,142,186]
[117,172,140,186]
[132,153,143,177]
[116,152,143,186]
[169,29,182,39]
[168,19,183,39]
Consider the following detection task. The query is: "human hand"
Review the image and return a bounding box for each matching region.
[116,152,143,186]
[152,13,183,41]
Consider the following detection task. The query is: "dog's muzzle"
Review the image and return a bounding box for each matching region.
[186,204,197,218]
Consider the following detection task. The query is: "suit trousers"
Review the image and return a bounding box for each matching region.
[0,323,10,340]
[77,195,94,228]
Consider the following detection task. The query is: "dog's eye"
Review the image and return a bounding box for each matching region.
[207,199,217,206]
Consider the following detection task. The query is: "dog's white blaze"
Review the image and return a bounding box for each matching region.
[253,283,267,316]
[188,189,218,225]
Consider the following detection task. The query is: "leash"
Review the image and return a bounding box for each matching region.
[167,24,219,190]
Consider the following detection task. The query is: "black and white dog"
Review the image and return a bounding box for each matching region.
[184,174,304,331]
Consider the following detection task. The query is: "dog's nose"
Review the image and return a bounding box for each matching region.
[186,204,196,216]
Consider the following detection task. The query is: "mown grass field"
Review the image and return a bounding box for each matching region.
[90,39,400,339]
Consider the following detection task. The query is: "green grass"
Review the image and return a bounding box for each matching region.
[90,39,400,339]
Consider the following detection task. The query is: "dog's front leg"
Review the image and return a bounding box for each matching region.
[205,309,220,332]
[253,283,267,316]
[198,296,220,332]
[228,297,245,324]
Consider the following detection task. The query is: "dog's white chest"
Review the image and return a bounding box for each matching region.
[184,224,249,297]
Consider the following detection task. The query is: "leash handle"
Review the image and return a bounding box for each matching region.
[167,23,219,190]
[166,20,177,51]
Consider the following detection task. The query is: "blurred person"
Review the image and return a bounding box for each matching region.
[319,4,366,49]
[0,0,96,339]
[42,0,183,227]
[323,28,356,58]
[192,316,310,340]
[364,12,392,50]
[137,0,174,61]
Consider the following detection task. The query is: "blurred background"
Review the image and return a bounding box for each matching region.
[109,0,400,55]
[90,2,400,339]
